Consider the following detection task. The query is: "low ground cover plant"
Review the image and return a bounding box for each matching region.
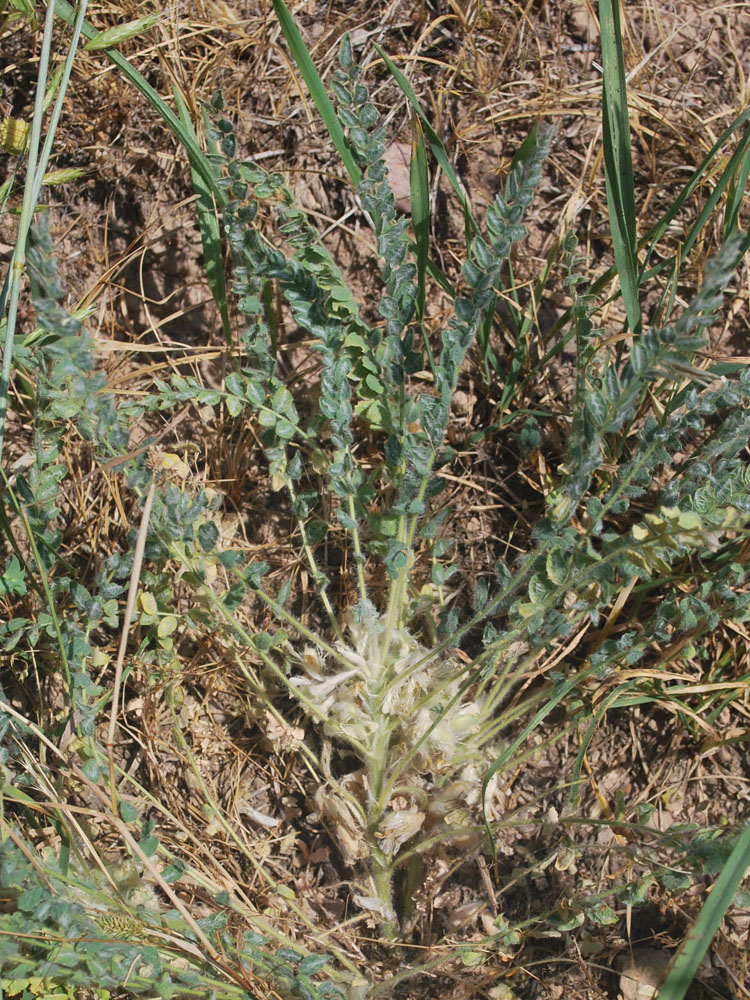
[1,1,749,998]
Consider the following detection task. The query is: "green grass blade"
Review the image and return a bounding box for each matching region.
[271,0,362,186]
[268,9,458,309]
[83,11,160,51]
[657,822,750,1000]
[262,279,278,358]
[0,0,89,464]
[409,118,438,376]
[374,42,479,242]
[723,128,750,239]
[410,119,430,321]
[476,297,500,379]
[53,0,224,208]
[599,0,641,336]
[641,109,750,274]
[0,0,52,458]
[416,245,455,298]
[174,90,233,349]
[673,127,750,265]
[525,109,750,389]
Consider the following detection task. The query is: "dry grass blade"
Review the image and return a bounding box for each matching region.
[53,0,224,204]
[107,477,155,814]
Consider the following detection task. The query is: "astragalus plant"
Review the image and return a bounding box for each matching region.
[176,35,554,940]
[166,27,750,948]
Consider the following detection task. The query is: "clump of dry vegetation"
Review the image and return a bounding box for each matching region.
[1,2,749,1000]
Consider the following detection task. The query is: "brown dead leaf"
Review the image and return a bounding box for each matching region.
[384,141,412,214]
